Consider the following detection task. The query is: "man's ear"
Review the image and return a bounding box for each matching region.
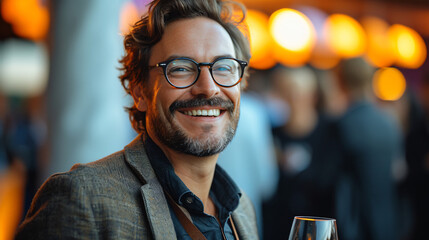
[131,84,148,112]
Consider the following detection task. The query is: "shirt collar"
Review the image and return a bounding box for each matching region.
[143,135,241,213]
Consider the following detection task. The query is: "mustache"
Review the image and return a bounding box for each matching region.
[169,97,235,114]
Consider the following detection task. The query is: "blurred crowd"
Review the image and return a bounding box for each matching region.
[2,57,429,240]
[254,58,429,240]
[1,1,429,240]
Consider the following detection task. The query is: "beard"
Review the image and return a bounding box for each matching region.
[148,97,239,157]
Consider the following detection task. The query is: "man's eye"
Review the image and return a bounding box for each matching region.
[170,67,191,72]
[169,65,197,73]
[214,65,233,72]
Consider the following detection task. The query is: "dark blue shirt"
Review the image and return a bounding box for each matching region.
[144,136,241,240]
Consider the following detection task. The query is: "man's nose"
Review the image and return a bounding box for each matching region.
[190,67,220,98]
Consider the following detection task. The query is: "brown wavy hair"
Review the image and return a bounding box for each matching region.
[119,0,251,133]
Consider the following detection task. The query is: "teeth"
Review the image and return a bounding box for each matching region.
[184,109,220,117]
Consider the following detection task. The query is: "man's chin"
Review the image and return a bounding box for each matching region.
[176,135,227,157]
[151,114,237,157]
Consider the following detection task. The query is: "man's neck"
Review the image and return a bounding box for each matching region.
[171,156,217,216]
[151,135,218,214]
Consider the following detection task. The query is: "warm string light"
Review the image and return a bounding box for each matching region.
[1,1,426,71]
[244,8,426,71]
[245,10,276,70]
[269,8,316,67]
[242,7,425,103]
[1,2,426,102]
[299,6,340,70]
[389,24,427,69]
[324,14,367,58]
[270,9,315,52]
[361,16,395,68]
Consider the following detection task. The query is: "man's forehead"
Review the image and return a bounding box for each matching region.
[150,17,236,64]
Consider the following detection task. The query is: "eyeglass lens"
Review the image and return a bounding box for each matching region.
[165,59,241,87]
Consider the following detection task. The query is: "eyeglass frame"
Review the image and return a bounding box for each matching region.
[149,57,248,89]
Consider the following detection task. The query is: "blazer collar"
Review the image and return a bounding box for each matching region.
[123,134,157,184]
[124,134,177,239]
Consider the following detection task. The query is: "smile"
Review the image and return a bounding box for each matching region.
[182,109,221,117]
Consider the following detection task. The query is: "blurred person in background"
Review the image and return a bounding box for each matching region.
[315,68,348,118]
[262,65,341,239]
[334,57,403,240]
[0,95,36,240]
[399,72,429,240]
[245,69,290,129]
[3,98,40,214]
[409,71,429,239]
[218,92,279,238]
[0,94,7,169]
[16,0,259,239]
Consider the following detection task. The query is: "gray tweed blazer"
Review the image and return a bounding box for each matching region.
[16,135,259,239]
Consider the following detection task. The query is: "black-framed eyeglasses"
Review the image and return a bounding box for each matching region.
[150,57,248,89]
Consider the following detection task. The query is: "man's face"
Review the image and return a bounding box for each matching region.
[137,17,241,157]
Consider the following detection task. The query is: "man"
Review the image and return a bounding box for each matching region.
[16,0,258,239]
[334,57,402,240]
[263,66,341,239]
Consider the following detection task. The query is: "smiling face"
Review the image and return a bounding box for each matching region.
[135,17,241,157]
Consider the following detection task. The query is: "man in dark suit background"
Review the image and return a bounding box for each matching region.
[16,0,258,239]
[334,57,402,240]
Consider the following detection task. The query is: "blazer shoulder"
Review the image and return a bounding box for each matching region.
[69,150,127,175]
[16,169,99,239]
[16,150,153,239]
[22,150,132,219]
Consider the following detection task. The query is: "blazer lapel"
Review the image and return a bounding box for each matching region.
[124,135,177,239]
[232,192,259,240]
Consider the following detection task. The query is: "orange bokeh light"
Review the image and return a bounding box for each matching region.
[269,8,316,67]
[0,163,26,240]
[1,0,49,40]
[245,9,276,69]
[388,24,427,69]
[325,14,367,58]
[361,16,395,68]
[373,67,406,101]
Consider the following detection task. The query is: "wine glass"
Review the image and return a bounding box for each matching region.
[288,216,338,240]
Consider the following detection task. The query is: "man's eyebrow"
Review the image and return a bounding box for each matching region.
[164,55,183,61]
[163,54,235,62]
[212,54,234,60]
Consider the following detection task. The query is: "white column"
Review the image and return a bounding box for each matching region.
[46,0,132,177]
